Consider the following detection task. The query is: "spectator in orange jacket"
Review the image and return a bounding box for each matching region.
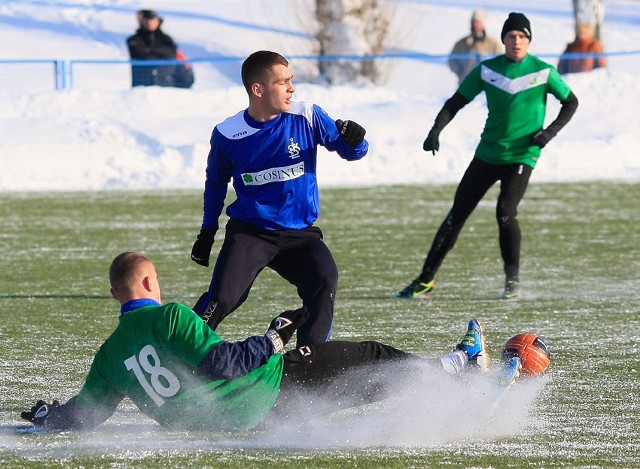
[557,22,606,74]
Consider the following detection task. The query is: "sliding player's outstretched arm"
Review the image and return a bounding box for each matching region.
[21,391,120,431]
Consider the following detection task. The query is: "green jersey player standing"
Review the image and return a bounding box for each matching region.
[394,12,579,301]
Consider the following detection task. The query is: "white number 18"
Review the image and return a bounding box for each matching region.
[124,344,181,406]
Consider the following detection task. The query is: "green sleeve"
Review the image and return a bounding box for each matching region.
[457,64,484,101]
[547,66,572,101]
[73,348,125,428]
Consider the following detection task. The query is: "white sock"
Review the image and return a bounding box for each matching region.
[440,349,468,375]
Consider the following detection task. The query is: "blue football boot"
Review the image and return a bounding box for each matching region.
[456,319,490,372]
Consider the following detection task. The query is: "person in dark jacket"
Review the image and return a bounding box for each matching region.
[126,9,178,87]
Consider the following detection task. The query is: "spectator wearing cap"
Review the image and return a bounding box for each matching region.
[448,10,503,84]
[126,9,179,87]
[557,22,606,74]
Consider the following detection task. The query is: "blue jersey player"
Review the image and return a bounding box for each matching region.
[190,51,369,346]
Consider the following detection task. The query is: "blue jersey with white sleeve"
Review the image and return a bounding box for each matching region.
[201,101,368,231]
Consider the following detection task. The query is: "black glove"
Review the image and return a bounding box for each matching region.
[423,128,440,155]
[264,307,310,353]
[21,400,60,426]
[335,119,366,146]
[531,129,556,149]
[190,228,217,267]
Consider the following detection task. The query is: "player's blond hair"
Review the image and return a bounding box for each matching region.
[109,251,152,296]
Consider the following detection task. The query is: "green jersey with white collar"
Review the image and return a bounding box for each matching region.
[458,54,572,167]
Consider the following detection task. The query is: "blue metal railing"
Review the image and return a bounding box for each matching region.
[0,59,64,89]
[1,51,636,90]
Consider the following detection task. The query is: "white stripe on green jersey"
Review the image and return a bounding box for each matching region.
[458,54,573,167]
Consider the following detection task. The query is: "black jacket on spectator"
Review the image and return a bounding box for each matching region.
[126,27,178,87]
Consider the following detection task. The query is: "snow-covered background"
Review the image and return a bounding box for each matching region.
[1,0,640,191]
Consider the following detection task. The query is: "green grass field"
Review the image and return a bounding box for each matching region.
[1,182,638,468]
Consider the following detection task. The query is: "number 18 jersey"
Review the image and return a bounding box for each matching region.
[75,302,283,431]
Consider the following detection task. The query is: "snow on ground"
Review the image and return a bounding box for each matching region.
[1,0,639,191]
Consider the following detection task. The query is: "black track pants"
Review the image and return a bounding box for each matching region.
[419,158,532,282]
[194,218,338,347]
[273,341,437,415]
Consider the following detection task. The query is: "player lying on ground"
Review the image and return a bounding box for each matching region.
[21,252,547,431]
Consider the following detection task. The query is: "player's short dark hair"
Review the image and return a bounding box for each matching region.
[109,251,151,294]
[241,51,289,93]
